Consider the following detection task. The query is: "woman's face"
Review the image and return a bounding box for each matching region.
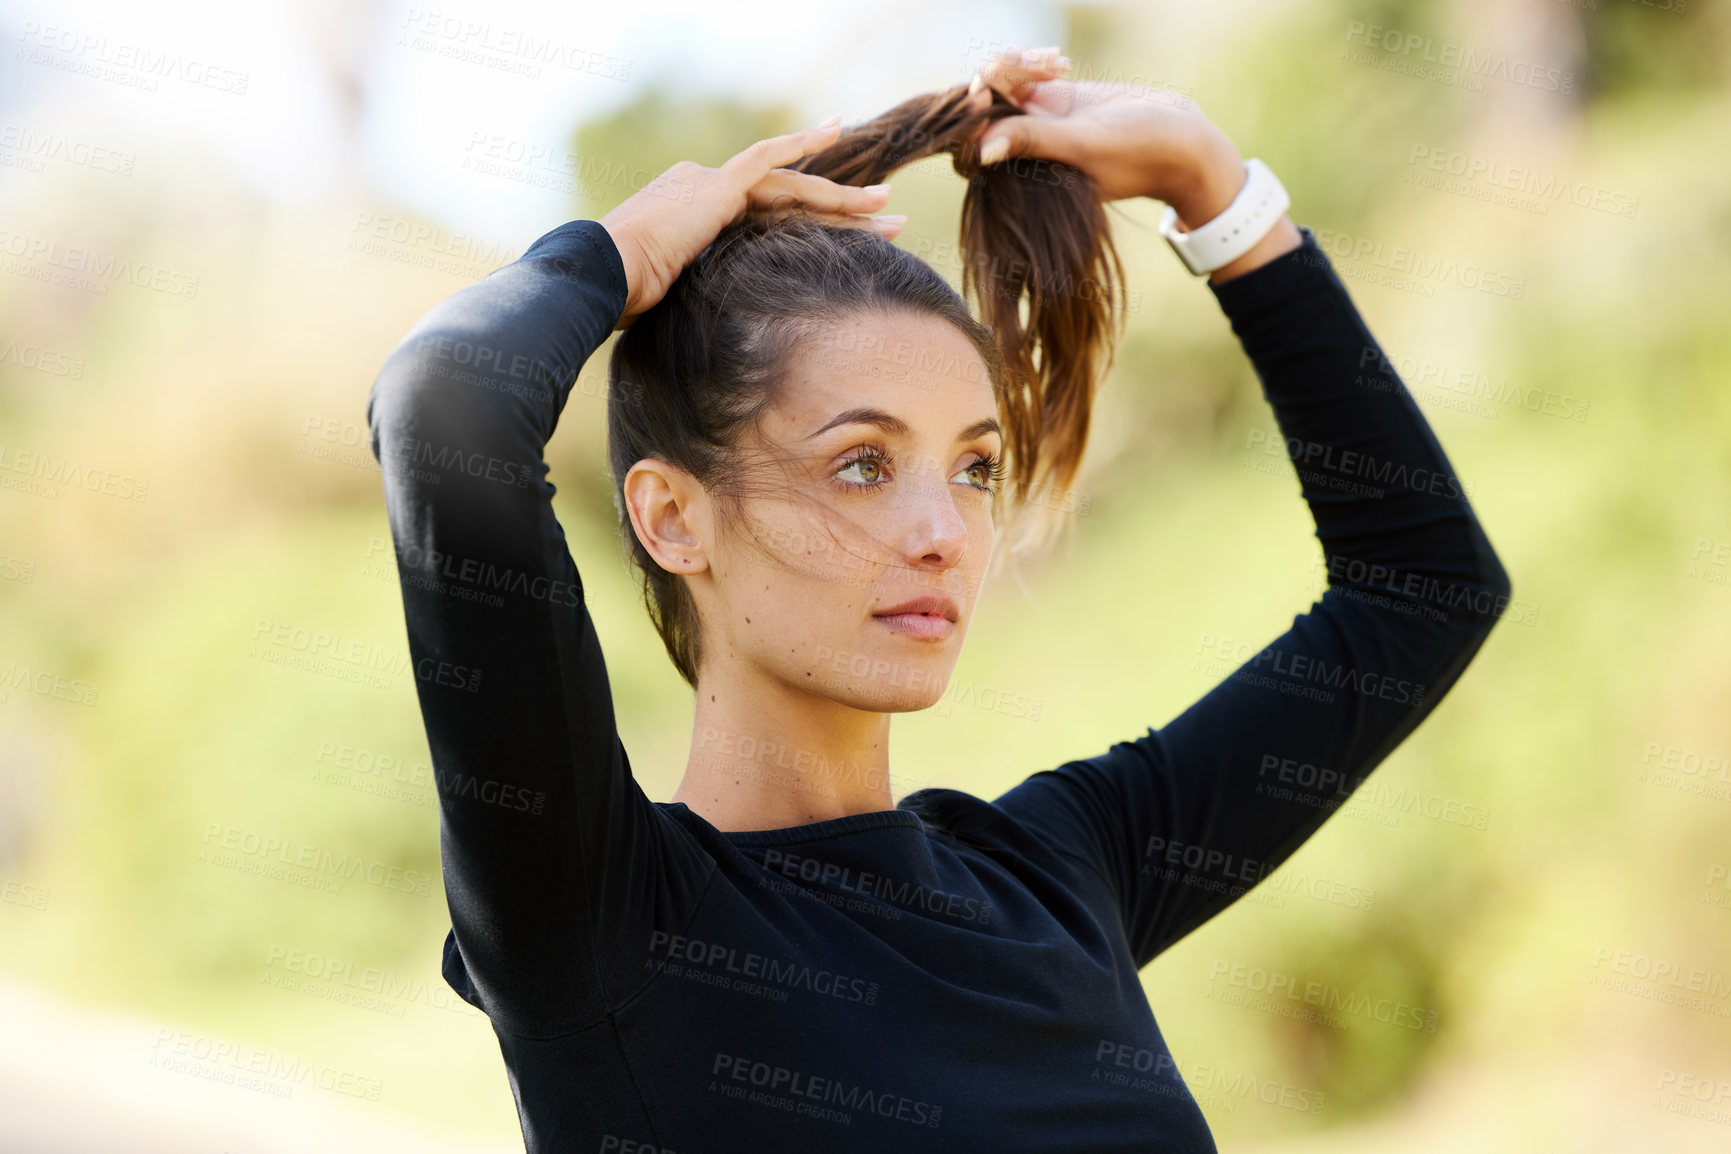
[686,309,1001,712]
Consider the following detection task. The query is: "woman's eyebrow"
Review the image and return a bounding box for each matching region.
[804,407,1003,443]
[957,417,1004,443]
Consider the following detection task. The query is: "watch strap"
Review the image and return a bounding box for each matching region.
[1158,158,1290,276]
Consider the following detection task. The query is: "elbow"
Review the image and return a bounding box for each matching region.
[1459,545,1514,640]
[365,298,561,483]
[365,315,439,449]
[365,351,411,462]
[1480,511,1514,605]
[367,322,457,442]
[364,325,525,464]
[1474,532,1516,605]
[1480,548,1513,606]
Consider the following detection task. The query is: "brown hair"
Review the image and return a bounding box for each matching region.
[606,83,1127,689]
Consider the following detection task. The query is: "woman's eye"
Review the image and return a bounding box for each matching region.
[953,459,998,491]
[836,456,886,485]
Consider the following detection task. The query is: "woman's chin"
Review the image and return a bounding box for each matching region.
[807,665,954,715]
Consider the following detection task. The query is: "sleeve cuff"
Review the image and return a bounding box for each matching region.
[521,218,630,325]
[1205,225,1344,322]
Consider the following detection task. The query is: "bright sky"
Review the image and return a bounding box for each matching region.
[0,0,1060,238]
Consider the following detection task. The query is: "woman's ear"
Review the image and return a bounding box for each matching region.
[623,459,710,575]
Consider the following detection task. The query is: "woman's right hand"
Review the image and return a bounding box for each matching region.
[598,116,903,330]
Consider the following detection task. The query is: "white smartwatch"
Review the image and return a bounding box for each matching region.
[1158,158,1290,276]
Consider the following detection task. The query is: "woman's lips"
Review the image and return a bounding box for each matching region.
[872,612,954,640]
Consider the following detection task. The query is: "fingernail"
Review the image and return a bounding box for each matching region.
[873,214,908,229]
[979,136,1008,166]
[814,113,842,129]
[863,183,891,195]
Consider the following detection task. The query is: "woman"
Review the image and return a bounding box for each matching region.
[367,46,1509,1154]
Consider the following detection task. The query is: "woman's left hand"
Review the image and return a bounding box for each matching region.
[966,46,1246,230]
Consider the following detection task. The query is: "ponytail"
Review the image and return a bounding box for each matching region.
[787,83,1127,558]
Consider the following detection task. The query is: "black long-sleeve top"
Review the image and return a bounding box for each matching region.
[365,217,1510,1153]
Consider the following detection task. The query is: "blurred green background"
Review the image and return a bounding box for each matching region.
[3,0,1730,1150]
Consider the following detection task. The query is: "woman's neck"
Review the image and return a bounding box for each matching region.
[671,662,898,833]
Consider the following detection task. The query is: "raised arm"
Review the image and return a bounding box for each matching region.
[995,224,1510,966]
[366,218,667,1036]
[963,52,1510,966]
[366,122,901,1036]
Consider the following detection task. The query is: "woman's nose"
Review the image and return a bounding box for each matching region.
[894,459,971,565]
